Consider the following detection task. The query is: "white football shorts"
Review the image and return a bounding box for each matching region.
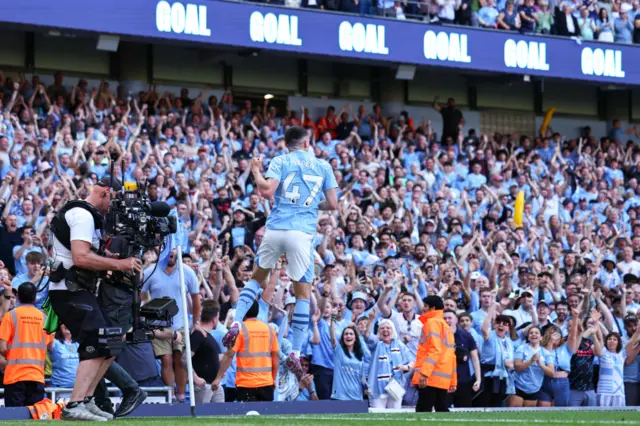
[256,229,315,283]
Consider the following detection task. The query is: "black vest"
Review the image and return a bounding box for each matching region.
[50,200,104,251]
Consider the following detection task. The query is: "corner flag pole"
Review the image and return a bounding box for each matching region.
[176,245,196,416]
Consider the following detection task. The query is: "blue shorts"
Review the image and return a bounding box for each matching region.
[538,376,554,403]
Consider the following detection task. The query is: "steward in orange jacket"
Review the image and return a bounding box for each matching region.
[412,296,457,412]
[0,283,54,408]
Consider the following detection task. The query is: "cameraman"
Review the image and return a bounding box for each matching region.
[48,177,142,421]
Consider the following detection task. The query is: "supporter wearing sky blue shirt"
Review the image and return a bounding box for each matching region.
[176,207,192,254]
[537,143,555,163]
[12,227,44,277]
[1,156,19,180]
[49,327,80,388]
[403,146,423,171]
[464,163,487,195]
[478,0,500,26]
[530,163,548,182]
[614,12,634,43]
[12,252,48,310]
[471,289,493,334]
[331,325,369,401]
[513,328,554,400]
[311,312,337,400]
[605,163,624,186]
[316,133,339,159]
[142,251,200,331]
[481,326,514,380]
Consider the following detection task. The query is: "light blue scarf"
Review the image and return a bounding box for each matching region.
[367,339,409,399]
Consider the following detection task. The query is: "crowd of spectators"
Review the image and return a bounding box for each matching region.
[254,0,640,44]
[1,69,640,409]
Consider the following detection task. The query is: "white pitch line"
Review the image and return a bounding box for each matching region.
[259,415,640,424]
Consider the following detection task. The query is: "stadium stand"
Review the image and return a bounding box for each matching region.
[1,0,640,416]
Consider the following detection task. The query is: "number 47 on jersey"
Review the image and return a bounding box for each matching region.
[282,172,323,207]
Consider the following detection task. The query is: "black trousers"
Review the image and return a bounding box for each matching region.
[474,376,506,407]
[95,283,139,411]
[223,386,237,402]
[311,365,334,400]
[236,386,274,402]
[450,380,474,408]
[416,386,450,412]
[4,381,45,407]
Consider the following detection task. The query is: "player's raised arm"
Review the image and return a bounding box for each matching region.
[251,157,279,199]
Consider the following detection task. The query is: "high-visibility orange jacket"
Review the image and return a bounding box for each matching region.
[233,318,279,388]
[411,309,457,390]
[0,305,53,385]
[28,398,66,419]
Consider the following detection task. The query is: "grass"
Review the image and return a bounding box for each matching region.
[4,410,640,426]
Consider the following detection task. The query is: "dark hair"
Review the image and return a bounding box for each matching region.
[495,314,512,327]
[444,309,457,316]
[25,251,44,265]
[605,332,623,353]
[479,287,493,296]
[284,126,308,150]
[340,325,364,361]
[54,326,68,343]
[201,300,220,323]
[423,295,444,310]
[245,300,260,320]
[17,282,37,304]
[555,301,570,310]
[457,311,472,322]
[526,326,542,342]
[399,292,417,301]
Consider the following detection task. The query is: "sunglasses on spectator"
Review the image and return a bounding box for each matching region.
[3,295,12,300]
[333,303,344,308]
[496,320,510,326]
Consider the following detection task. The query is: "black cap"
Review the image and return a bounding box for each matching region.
[97,176,122,191]
[17,282,37,304]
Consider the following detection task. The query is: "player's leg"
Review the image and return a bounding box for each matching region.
[290,280,311,356]
[223,230,283,349]
[233,264,270,323]
[283,231,315,377]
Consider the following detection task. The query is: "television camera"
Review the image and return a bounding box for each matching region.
[101,154,178,343]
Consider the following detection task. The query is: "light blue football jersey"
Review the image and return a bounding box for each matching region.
[265,149,338,235]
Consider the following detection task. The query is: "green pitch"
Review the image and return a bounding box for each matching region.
[2,411,640,425]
